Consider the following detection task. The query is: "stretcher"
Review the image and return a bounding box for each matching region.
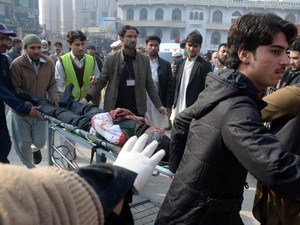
[45,115,175,177]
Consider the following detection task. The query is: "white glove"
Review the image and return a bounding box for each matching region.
[113,134,165,194]
[79,98,88,105]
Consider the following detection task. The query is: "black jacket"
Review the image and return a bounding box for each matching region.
[156,69,300,225]
[172,55,211,108]
[157,57,174,108]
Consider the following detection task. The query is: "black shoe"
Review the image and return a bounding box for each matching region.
[33,150,42,164]
[59,83,75,107]
[18,92,48,106]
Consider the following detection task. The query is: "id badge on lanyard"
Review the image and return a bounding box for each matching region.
[125,63,135,86]
[127,79,135,86]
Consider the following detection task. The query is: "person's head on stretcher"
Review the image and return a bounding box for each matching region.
[90,107,169,162]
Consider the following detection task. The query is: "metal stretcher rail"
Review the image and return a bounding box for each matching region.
[45,115,175,177]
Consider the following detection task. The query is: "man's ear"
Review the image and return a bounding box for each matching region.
[238,49,252,63]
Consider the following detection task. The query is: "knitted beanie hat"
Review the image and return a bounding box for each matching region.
[23,34,41,47]
[0,164,104,225]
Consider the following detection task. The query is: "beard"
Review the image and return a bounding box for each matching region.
[218,57,227,65]
[148,51,158,57]
[124,42,136,50]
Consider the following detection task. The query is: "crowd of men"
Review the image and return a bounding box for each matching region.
[1,12,300,225]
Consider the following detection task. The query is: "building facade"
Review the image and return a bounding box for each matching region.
[39,0,118,36]
[116,0,300,53]
[0,0,42,37]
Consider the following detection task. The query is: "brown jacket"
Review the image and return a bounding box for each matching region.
[10,54,59,102]
[261,84,300,122]
[253,84,300,225]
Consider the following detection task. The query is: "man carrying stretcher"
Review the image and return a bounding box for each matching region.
[18,83,170,162]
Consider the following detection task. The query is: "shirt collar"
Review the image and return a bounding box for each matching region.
[150,57,158,62]
[70,51,85,62]
[26,55,46,64]
[187,55,197,62]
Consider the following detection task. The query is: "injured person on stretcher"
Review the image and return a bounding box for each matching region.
[0,134,166,225]
[18,83,170,162]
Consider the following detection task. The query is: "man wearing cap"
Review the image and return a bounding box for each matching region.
[7,33,60,168]
[0,24,43,164]
[110,40,122,54]
[41,39,50,56]
[7,38,22,62]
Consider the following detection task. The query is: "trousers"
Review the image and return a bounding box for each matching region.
[7,110,46,168]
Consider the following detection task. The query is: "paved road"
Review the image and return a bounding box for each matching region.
[7,131,259,225]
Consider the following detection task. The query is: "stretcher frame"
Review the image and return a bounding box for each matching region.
[45,115,175,177]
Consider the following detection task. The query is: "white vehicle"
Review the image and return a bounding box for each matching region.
[159,43,181,63]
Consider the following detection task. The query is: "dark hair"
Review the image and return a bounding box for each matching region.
[289,38,300,52]
[218,43,227,51]
[145,35,161,45]
[227,13,298,69]
[118,25,139,38]
[203,52,212,60]
[185,31,203,45]
[66,30,86,44]
[54,41,62,47]
[146,133,170,162]
[87,45,96,50]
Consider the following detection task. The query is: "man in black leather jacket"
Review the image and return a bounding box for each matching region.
[155,13,300,225]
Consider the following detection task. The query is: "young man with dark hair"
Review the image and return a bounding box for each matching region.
[144,35,173,129]
[88,25,166,117]
[50,41,63,62]
[156,13,300,225]
[55,30,101,161]
[55,30,100,104]
[170,31,212,122]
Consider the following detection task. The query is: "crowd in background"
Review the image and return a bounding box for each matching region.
[1,11,300,225]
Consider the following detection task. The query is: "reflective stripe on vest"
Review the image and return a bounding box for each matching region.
[61,53,94,100]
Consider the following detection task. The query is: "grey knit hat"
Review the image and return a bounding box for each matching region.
[23,34,41,47]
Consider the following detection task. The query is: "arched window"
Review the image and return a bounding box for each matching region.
[199,12,204,20]
[155,8,163,20]
[126,8,134,20]
[170,28,180,40]
[286,13,296,23]
[154,28,163,39]
[212,10,223,23]
[194,12,199,20]
[190,12,193,20]
[231,11,242,23]
[140,8,148,20]
[172,8,181,21]
[211,31,221,45]
[139,28,147,38]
